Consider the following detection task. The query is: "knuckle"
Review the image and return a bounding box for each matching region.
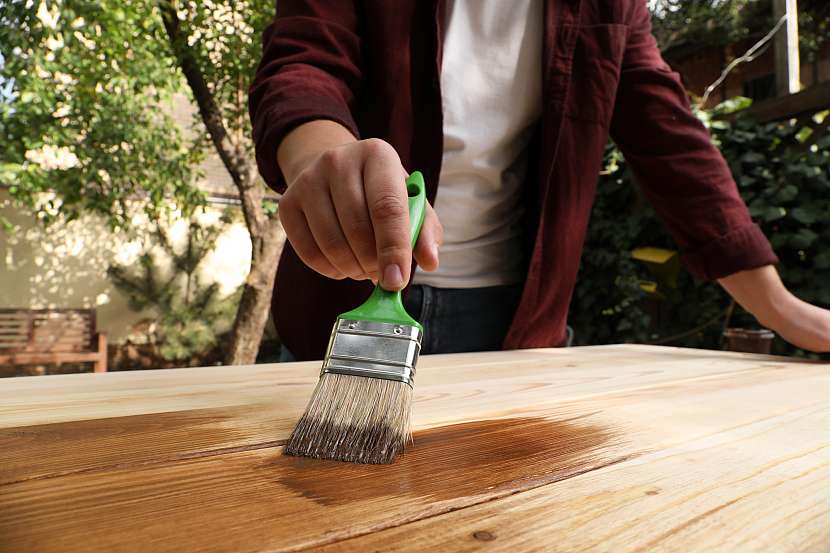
[290,170,315,193]
[362,138,395,159]
[317,148,343,172]
[316,229,345,253]
[279,196,310,229]
[279,190,297,212]
[343,216,373,240]
[376,243,410,263]
[369,193,406,224]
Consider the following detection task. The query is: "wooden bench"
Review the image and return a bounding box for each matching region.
[0,309,107,373]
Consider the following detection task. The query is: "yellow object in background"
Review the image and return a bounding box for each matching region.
[631,247,680,297]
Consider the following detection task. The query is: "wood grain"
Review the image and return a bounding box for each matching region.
[0,345,827,552]
[0,346,797,483]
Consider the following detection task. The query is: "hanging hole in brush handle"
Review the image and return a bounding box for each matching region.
[405,171,427,251]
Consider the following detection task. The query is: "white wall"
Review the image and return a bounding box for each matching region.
[0,189,261,342]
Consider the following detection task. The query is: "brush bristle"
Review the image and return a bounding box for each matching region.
[284,373,413,464]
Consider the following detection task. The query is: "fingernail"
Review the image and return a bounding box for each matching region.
[431,243,440,261]
[382,264,403,289]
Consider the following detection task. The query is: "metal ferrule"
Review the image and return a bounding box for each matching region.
[322,319,422,387]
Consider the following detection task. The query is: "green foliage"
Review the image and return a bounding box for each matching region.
[571,102,830,356]
[798,0,830,63]
[650,0,830,67]
[2,1,280,366]
[171,0,274,141]
[648,0,767,54]
[728,111,830,308]
[107,211,240,363]
[262,198,278,217]
[0,0,275,230]
[0,0,207,228]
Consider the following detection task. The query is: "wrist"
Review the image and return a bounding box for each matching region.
[277,120,358,186]
[753,287,796,330]
[718,265,787,328]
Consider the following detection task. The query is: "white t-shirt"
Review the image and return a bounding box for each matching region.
[412,0,543,288]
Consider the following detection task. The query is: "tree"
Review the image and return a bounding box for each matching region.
[649,0,829,64]
[648,0,768,56]
[798,0,830,81]
[0,0,280,365]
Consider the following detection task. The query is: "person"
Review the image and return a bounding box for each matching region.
[248,0,830,361]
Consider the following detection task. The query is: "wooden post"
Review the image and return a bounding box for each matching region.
[773,0,801,96]
[95,333,108,373]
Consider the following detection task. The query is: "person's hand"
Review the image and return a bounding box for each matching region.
[278,131,442,290]
[758,293,830,353]
[719,266,830,353]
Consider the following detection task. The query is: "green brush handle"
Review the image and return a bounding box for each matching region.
[339,171,427,330]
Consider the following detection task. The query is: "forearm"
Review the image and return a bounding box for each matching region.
[277,120,357,186]
[718,265,790,328]
[719,265,830,352]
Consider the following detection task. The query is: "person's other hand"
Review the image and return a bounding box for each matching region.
[719,265,830,353]
[279,137,442,290]
[761,293,830,353]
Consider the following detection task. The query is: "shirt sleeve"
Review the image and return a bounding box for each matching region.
[609,1,778,281]
[248,1,363,193]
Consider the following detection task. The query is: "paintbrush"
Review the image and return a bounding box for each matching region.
[284,171,427,464]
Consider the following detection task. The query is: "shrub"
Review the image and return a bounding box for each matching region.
[570,100,830,357]
[107,212,241,368]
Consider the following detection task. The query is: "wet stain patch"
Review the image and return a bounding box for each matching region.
[0,406,279,485]
[276,416,622,505]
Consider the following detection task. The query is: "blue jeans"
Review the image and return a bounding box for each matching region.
[278,283,524,361]
[402,283,523,354]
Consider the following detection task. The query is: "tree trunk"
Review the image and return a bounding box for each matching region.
[224,217,283,364]
[161,3,282,365]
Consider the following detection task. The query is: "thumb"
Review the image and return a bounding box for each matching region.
[413,202,442,272]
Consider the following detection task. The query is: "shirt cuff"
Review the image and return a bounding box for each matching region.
[681,223,778,281]
[252,96,360,193]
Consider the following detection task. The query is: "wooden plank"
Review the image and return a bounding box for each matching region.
[319,403,830,552]
[0,416,633,553]
[0,346,803,483]
[0,345,796,428]
[719,81,830,124]
[0,346,827,552]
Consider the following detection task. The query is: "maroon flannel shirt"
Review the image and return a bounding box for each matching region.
[249,0,778,361]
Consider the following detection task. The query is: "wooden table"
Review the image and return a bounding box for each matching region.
[1,345,829,552]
